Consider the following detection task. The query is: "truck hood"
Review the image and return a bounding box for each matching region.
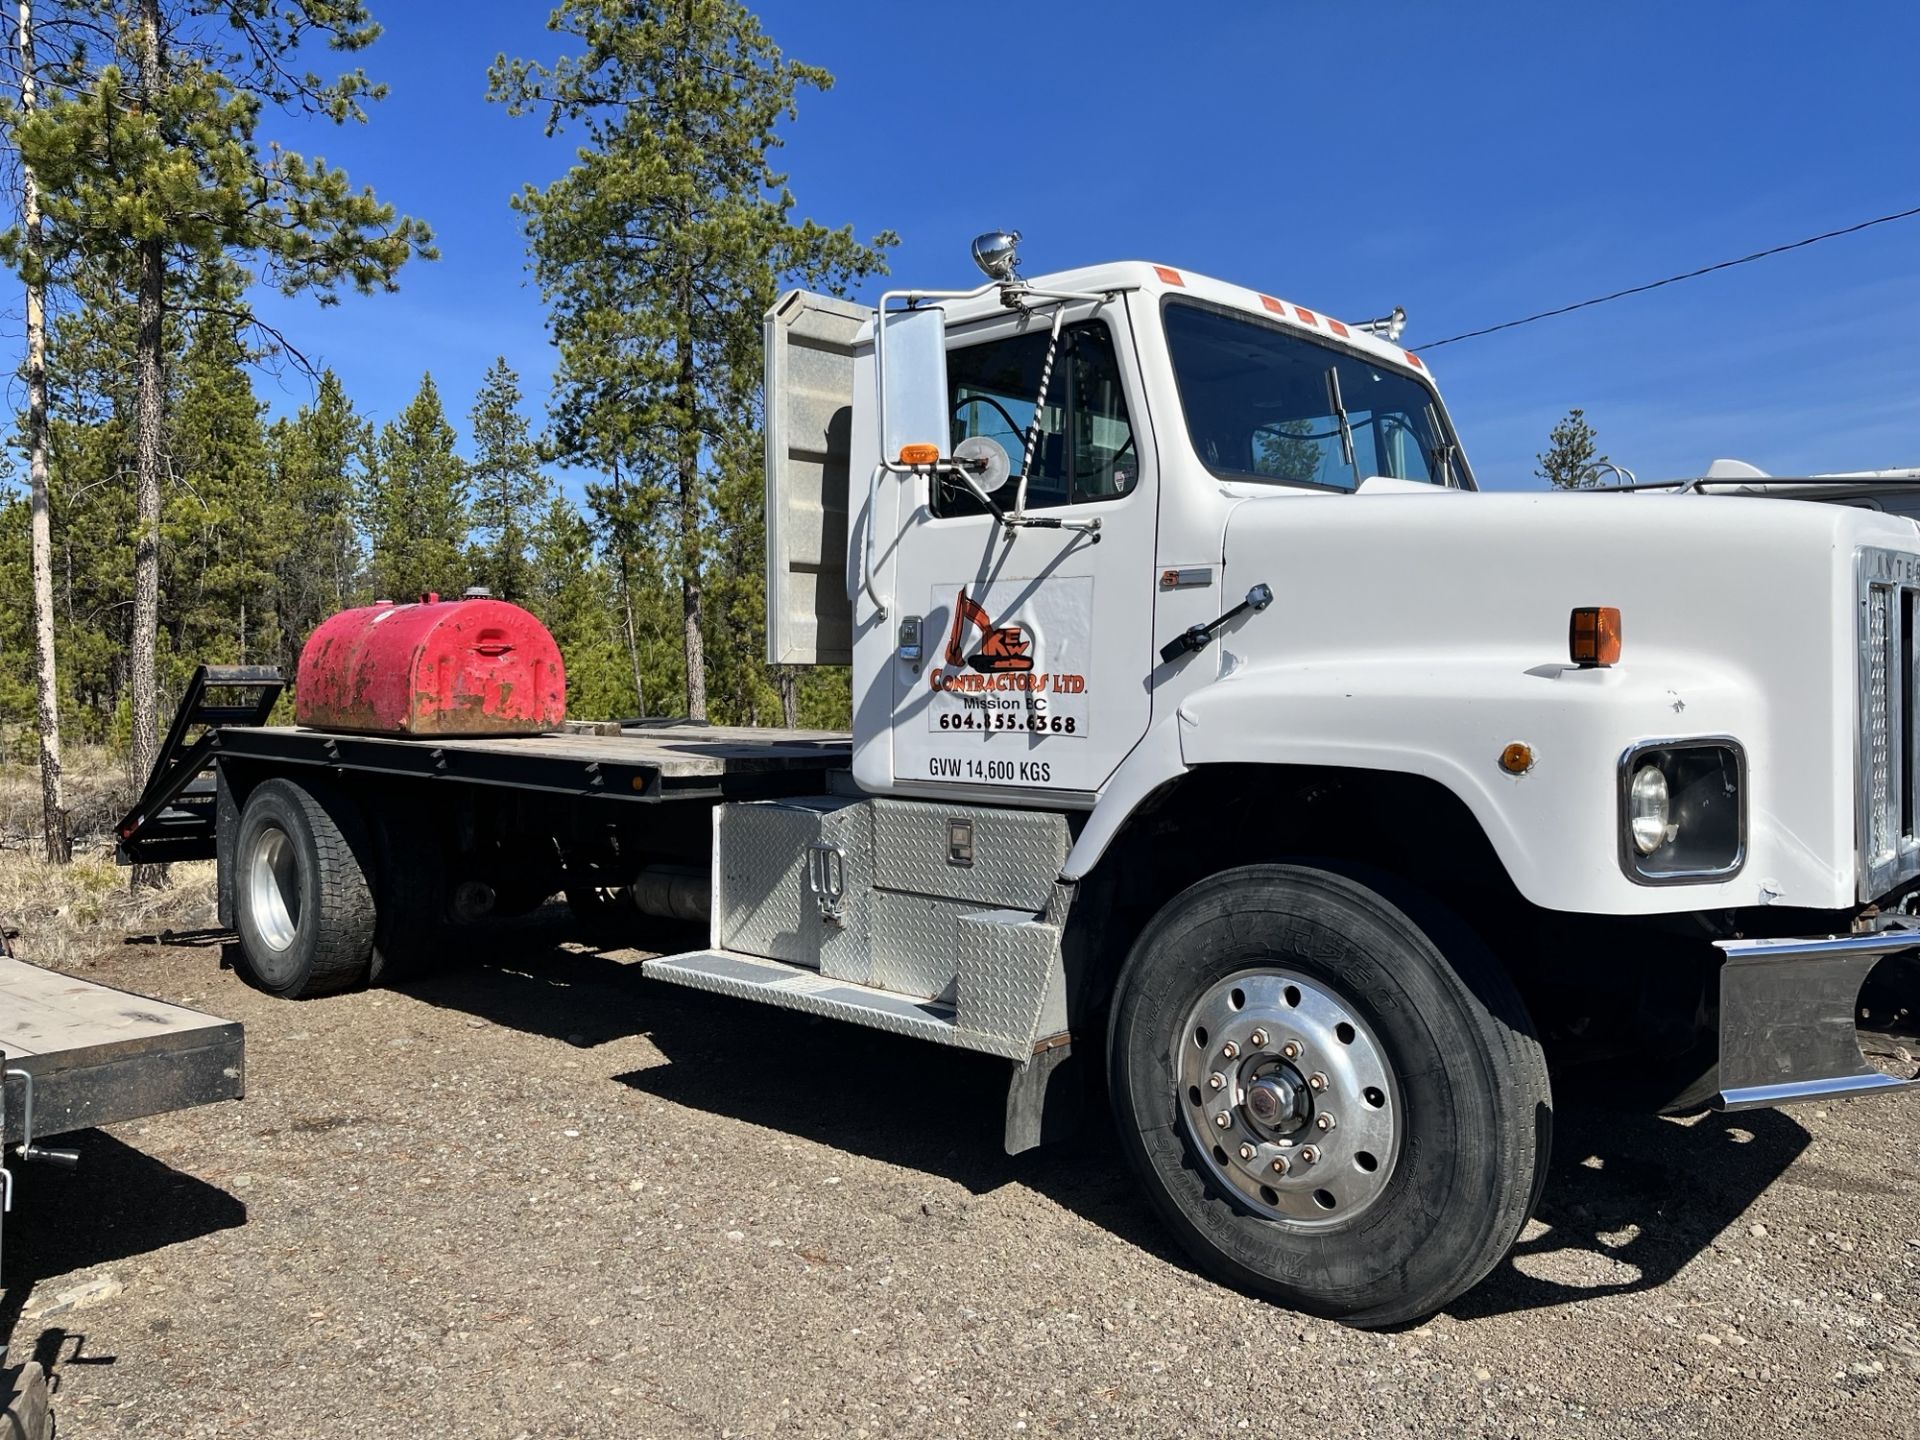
[1218,486,1919,673]
[1201,486,1920,914]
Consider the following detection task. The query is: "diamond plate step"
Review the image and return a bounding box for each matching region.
[644,947,1028,1058]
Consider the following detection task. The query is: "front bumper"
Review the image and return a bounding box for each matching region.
[1715,928,1920,1109]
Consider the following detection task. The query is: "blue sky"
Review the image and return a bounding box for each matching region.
[246,0,1920,490]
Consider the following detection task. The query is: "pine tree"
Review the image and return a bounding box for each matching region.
[528,493,630,721]
[1537,408,1609,490]
[3,0,433,884]
[13,0,68,859]
[467,358,547,604]
[490,0,892,720]
[164,296,282,682]
[271,370,371,653]
[363,374,469,602]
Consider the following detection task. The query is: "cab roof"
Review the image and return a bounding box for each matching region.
[936,260,1435,381]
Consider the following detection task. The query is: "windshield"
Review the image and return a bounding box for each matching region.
[1162,300,1469,491]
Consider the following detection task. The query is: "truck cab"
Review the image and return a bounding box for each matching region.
[740,236,1920,1320]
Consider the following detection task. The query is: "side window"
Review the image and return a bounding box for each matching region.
[940,322,1136,516]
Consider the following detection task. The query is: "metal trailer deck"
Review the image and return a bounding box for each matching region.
[114,665,855,869]
[215,723,854,802]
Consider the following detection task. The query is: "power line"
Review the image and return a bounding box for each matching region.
[1421,203,1920,350]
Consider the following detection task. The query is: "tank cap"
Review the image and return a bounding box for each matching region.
[463,585,493,599]
[419,591,440,604]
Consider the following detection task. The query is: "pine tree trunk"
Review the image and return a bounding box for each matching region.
[129,0,168,889]
[18,0,69,864]
[778,667,798,730]
[607,462,645,718]
[676,269,706,721]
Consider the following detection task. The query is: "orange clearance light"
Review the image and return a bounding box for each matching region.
[1154,265,1185,286]
[1499,742,1535,775]
[1569,606,1622,667]
[898,443,940,466]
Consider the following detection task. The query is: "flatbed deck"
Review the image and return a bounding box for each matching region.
[211,723,852,802]
[1,958,243,1145]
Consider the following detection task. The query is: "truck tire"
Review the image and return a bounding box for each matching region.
[233,778,377,998]
[1107,864,1550,1328]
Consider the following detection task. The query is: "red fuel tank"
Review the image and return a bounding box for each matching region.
[295,595,567,737]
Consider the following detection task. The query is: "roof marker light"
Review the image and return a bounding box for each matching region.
[1154,266,1185,286]
[1295,306,1320,327]
[1405,351,1425,370]
[1259,295,1287,315]
[1326,318,1350,338]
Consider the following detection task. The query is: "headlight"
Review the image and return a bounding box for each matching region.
[1619,740,1746,883]
[1629,765,1670,854]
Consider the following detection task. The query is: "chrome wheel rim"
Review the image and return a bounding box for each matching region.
[247,825,301,952]
[1176,968,1401,1224]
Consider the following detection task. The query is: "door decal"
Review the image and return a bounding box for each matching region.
[926,576,1092,742]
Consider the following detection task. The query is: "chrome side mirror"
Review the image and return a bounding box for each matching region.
[877,305,949,467]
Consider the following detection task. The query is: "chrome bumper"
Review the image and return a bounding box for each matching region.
[1715,929,1920,1109]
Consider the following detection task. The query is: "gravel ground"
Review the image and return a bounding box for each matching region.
[4,922,1919,1439]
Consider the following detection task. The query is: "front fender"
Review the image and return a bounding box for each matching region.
[1067,654,1851,915]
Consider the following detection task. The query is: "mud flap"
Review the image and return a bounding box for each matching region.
[1715,930,1920,1109]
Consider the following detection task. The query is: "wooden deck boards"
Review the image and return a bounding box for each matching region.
[1,959,243,1143]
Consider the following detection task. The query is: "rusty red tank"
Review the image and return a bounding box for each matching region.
[295,594,567,737]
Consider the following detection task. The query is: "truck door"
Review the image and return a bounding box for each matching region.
[886,302,1156,798]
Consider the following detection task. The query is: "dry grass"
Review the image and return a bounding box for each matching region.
[0,745,217,970]
[0,852,217,970]
[0,742,143,852]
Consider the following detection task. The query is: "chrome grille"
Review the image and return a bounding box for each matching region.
[1858,547,1920,899]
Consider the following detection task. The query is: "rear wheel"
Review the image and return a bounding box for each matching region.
[233,778,376,997]
[1108,864,1550,1328]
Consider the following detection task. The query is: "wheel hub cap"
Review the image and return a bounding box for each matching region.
[1176,968,1400,1223]
[247,825,301,953]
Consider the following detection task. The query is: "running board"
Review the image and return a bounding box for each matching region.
[642,948,1031,1061]
[1716,929,1920,1109]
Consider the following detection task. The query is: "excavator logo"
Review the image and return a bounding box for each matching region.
[945,588,1034,674]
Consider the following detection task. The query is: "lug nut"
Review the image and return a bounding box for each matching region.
[1207,1072,1226,1091]
[1269,1156,1291,1176]
[1308,1072,1328,1092]
[1250,1028,1269,1048]
[1281,1042,1301,1060]
[1316,1113,1337,1132]
[1214,1112,1232,1129]
[1221,1041,1240,1059]
[1299,1145,1321,1166]
[1238,1143,1256,1161]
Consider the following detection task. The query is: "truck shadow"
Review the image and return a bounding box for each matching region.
[1446,1106,1810,1320]
[397,930,1815,1321]
[0,1130,244,1366]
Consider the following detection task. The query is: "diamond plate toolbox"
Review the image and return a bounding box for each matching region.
[714,795,872,970]
[871,799,1067,911]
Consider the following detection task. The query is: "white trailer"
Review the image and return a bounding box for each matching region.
[131,234,1920,1327]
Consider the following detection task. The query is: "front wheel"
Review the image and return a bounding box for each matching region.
[1107,865,1550,1328]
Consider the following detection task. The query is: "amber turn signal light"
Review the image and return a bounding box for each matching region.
[898,443,940,466]
[1569,606,1622,667]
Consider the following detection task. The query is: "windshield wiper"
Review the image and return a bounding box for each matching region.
[1325,367,1360,488]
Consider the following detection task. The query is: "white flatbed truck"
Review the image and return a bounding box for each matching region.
[118,234,1920,1326]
